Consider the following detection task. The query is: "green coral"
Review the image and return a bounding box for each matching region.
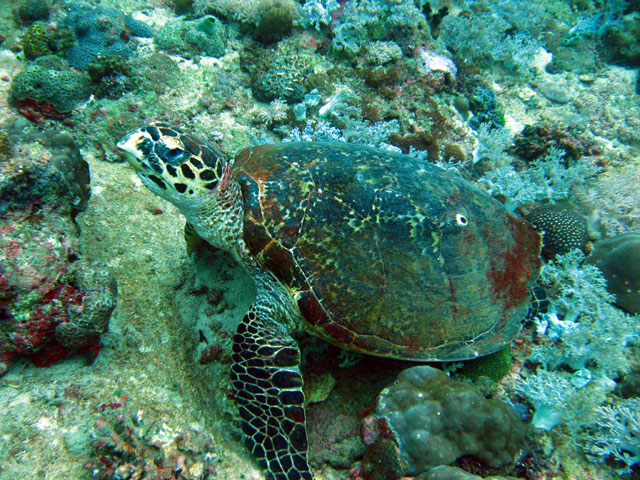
[456,346,512,383]
[603,12,640,66]
[10,56,92,115]
[255,1,296,44]
[251,50,313,103]
[23,22,52,60]
[22,22,74,61]
[87,54,135,98]
[17,0,49,24]
[155,16,226,59]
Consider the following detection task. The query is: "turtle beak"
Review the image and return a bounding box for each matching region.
[116,130,147,170]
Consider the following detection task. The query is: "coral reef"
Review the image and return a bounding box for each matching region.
[525,204,588,260]
[478,147,600,213]
[22,21,74,61]
[327,0,427,57]
[0,0,637,478]
[249,48,313,103]
[511,124,601,163]
[86,401,218,479]
[16,0,49,25]
[576,163,640,235]
[516,246,638,477]
[0,120,116,375]
[9,56,91,120]
[54,260,117,349]
[62,4,152,70]
[416,465,519,480]
[87,54,135,99]
[174,0,194,15]
[254,0,298,44]
[585,233,640,315]
[1,119,90,215]
[530,250,635,380]
[154,16,226,59]
[602,12,640,66]
[362,366,525,476]
[578,398,640,474]
[359,436,406,480]
[135,52,181,95]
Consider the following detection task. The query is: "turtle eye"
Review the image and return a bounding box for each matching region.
[156,141,185,164]
[167,148,184,160]
[456,213,468,226]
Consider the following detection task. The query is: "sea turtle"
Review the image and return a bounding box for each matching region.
[117,123,541,480]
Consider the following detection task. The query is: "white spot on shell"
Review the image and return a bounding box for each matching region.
[456,213,468,226]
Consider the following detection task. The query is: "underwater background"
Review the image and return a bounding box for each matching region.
[0,0,639,479]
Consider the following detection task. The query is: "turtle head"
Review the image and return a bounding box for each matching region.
[117,123,243,250]
[117,122,230,207]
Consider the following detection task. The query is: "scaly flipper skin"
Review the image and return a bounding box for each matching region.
[231,306,312,480]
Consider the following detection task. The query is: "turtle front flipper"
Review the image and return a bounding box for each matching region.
[184,221,216,255]
[231,306,312,480]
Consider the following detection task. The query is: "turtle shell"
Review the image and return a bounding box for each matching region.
[233,142,541,361]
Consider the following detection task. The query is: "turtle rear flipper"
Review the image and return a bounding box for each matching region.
[231,307,312,480]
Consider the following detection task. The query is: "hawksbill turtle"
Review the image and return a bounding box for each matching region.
[117,123,541,480]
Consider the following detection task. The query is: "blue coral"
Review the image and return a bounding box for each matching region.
[62,4,152,70]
